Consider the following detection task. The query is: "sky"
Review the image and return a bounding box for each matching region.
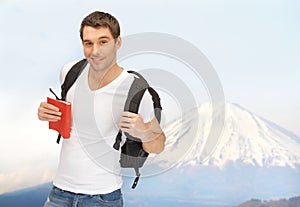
[0,0,299,194]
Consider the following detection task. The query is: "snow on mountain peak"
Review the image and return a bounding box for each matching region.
[148,102,300,169]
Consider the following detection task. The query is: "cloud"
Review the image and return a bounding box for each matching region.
[0,105,60,194]
[0,164,56,194]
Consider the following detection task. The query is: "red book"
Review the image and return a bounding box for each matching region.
[47,97,71,139]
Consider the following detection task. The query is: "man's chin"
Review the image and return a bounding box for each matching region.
[89,62,107,72]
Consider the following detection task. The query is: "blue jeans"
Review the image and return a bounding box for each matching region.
[43,186,123,207]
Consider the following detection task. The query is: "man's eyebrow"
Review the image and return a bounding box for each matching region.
[83,36,111,42]
[98,36,110,40]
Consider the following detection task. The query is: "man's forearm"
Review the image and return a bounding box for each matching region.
[142,131,166,154]
[142,118,166,154]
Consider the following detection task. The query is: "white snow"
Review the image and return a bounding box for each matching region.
[149,102,300,169]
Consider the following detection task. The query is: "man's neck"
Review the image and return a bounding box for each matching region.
[88,63,123,90]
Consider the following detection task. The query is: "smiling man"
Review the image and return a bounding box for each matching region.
[37,11,166,207]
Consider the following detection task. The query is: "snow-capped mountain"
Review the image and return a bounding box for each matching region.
[146,102,300,170]
[2,103,299,207]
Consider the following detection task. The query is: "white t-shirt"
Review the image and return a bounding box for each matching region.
[53,61,153,194]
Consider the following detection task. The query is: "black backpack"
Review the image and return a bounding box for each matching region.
[50,59,162,189]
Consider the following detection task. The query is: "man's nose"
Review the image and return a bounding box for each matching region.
[92,44,101,55]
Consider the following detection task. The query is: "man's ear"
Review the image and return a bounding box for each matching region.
[116,36,122,49]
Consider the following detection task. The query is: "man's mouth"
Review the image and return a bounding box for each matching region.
[90,56,105,64]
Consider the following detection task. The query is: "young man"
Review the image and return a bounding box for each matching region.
[38,11,166,207]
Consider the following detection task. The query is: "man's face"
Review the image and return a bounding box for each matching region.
[82,26,121,73]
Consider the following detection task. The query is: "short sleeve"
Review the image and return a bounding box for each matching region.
[138,90,155,123]
[59,61,78,84]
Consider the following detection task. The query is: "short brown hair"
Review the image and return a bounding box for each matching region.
[80,11,120,40]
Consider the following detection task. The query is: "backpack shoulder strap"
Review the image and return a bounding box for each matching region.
[113,70,162,189]
[125,71,149,115]
[56,59,87,144]
[61,59,88,101]
[113,70,151,150]
[127,71,162,122]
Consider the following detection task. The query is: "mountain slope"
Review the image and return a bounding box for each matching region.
[0,183,50,207]
[1,102,300,207]
[236,196,300,207]
[204,103,300,168]
[147,102,300,171]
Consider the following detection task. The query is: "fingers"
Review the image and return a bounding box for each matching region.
[41,102,60,112]
[119,112,163,142]
[121,111,138,118]
[38,102,62,121]
[119,114,134,130]
[119,112,149,139]
[119,112,140,128]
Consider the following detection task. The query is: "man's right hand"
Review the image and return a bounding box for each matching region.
[38,102,61,122]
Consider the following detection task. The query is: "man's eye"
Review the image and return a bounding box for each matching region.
[84,42,93,47]
[100,41,108,45]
